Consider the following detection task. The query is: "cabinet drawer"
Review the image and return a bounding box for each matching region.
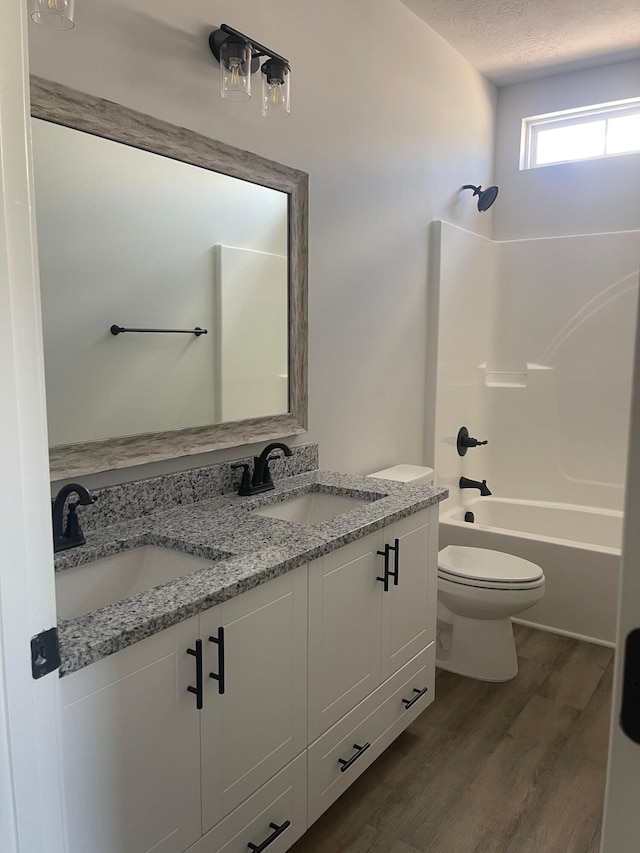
[308,643,435,824]
[187,753,307,853]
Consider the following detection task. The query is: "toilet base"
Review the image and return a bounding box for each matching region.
[436,603,518,682]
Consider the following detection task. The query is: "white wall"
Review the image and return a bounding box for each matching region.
[494,59,640,240]
[28,0,496,486]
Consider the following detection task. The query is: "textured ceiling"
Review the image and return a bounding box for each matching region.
[402,0,640,85]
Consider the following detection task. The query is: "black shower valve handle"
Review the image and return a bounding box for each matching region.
[457,426,488,456]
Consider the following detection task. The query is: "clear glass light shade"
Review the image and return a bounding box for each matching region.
[220,40,252,101]
[261,60,290,119]
[30,0,75,30]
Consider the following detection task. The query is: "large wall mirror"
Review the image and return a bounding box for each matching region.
[30,77,308,480]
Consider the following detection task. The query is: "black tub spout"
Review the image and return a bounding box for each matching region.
[459,476,491,496]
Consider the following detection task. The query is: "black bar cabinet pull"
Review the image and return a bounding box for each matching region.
[110,324,207,336]
[247,819,291,851]
[402,686,429,710]
[376,545,390,592]
[338,742,371,773]
[209,627,225,694]
[388,538,400,586]
[186,639,203,710]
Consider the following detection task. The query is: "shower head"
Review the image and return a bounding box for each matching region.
[462,184,499,212]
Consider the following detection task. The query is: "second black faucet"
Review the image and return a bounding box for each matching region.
[232,442,293,496]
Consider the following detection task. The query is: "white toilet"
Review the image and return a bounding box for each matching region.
[437,545,544,681]
[367,465,545,682]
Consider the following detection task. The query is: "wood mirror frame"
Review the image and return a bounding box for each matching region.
[30,77,308,480]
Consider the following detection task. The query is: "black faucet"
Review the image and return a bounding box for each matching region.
[231,442,293,496]
[52,483,96,552]
[459,476,492,496]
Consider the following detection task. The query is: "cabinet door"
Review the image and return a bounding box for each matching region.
[380,507,437,680]
[59,616,201,853]
[308,530,385,742]
[200,566,308,833]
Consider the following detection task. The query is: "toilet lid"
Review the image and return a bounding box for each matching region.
[438,545,544,584]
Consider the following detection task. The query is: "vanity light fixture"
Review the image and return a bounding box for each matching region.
[209,24,291,118]
[30,0,75,30]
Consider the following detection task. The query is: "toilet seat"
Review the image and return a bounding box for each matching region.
[438,545,544,591]
[438,571,545,591]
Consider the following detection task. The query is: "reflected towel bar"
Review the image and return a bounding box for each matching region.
[110,325,207,336]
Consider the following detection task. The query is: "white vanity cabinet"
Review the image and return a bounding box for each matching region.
[59,566,308,853]
[59,504,439,853]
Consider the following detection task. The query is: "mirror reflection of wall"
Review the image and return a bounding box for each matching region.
[32,118,289,447]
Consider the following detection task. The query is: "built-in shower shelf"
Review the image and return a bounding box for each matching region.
[480,363,553,388]
[484,371,527,387]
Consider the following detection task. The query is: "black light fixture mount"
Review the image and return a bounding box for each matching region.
[209,24,291,117]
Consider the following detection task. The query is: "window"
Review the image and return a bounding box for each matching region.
[520,98,640,170]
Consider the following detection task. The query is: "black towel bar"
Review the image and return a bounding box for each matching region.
[110,325,207,336]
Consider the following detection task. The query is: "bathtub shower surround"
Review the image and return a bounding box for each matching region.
[433,221,640,510]
[431,221,638,644]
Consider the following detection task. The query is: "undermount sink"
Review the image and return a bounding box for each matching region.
[56,545,220,621]
[251,491,372,525]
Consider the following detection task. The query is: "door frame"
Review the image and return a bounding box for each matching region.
[601,267,640,852]
[0,2,67,851]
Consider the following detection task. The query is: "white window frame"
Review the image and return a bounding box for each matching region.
[520,97,640,170]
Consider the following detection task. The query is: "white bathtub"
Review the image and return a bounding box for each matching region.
[439,497,622,645]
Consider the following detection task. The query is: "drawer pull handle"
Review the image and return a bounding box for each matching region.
[247,819,291,851]
[209,627,225,695]
[186,639,203,710]
[338,741,371,772]
[376,545,391,592]
[388,537,400,585]
[402,686,428,709]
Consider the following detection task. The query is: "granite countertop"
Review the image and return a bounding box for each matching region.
[56,470,448,676]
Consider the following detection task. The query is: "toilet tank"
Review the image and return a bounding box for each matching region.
[367,464,434,485]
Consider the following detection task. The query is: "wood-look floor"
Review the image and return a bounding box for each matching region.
[291,626,614,853]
